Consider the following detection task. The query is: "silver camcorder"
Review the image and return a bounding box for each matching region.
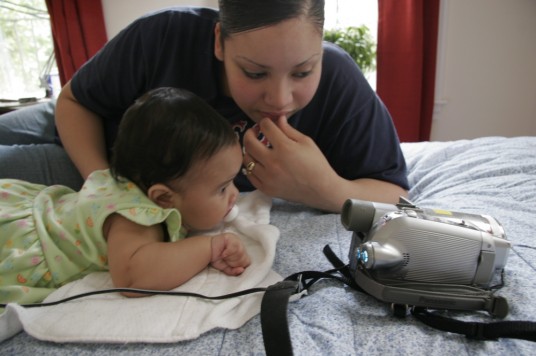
[341,198,511,317]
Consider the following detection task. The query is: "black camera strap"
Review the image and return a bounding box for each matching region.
[260,245,536,356]
[411,308,536,342]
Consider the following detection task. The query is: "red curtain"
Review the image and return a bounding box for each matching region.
[376,0,440,142]
[46,0,108,86]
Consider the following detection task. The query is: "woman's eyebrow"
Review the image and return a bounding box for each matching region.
[236,53,321,69]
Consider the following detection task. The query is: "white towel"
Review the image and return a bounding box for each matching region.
[0,191,282,343]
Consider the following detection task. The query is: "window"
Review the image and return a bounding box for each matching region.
[0,0,59,100]
[324,0,378,88]
[325,0,378,35]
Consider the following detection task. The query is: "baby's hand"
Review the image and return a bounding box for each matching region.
[210,232,251,276]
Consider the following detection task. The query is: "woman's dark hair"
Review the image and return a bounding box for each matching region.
[111,87,238,192]
[218,0,324,38]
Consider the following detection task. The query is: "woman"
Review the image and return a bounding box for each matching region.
[0,0,408,212]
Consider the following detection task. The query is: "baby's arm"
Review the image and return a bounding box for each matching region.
[104,214,250,295]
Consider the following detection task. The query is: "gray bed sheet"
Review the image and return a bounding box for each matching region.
[1,136,535,355]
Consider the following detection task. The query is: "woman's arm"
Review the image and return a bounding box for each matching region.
[55,82,109,179]
[105,213,250,295]
[243,117,408,212]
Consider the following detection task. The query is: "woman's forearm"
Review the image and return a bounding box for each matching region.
[55,82,109,179]
[312,175,408,213]
[243,117,408,213]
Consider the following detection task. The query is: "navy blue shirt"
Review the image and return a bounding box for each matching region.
[70,7,408,191]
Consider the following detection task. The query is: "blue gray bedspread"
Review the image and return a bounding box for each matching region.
[1,136,535,355]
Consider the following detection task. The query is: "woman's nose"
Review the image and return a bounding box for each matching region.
[264,79,292,109]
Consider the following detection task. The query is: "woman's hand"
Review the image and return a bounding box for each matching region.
[210,232,251,275]
[243,116,340,209]
[242,117,407,212]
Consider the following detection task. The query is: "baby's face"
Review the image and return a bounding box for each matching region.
[171,143,242,231]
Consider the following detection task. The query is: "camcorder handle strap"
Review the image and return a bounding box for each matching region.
[261,246,363,356]
[260,245,536,356]
[260,280,299,356]
[260,271,356,356]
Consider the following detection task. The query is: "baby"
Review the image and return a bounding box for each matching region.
[0,87,250,304]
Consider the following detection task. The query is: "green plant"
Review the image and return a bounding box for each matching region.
[323,25,376,73]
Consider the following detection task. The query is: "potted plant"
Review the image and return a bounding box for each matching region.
[323,25,376,74]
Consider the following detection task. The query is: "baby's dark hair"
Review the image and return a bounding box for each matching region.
[111,87,238,192]
[218,0,324,38]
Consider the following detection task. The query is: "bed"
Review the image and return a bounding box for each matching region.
[1,136,535,355]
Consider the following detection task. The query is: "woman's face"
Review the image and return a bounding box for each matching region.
[215,17,323,123]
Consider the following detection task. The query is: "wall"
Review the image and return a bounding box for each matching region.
[101,0,217,39]
[101,0,536,141]
[431,0,536,140]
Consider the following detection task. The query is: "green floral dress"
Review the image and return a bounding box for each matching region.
[0,169,184,304]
